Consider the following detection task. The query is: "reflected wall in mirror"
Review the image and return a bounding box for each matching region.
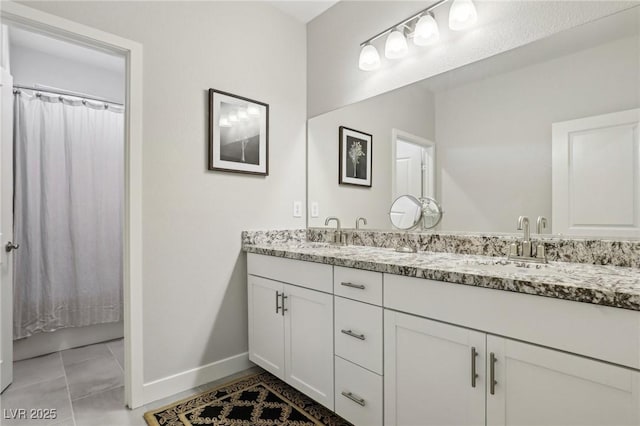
[307,6,640,237]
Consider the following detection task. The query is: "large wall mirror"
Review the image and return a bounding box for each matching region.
[307,6,640,237]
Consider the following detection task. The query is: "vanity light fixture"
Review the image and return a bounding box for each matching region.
[449,0,478,31]
[358,43,381,71]
[358,0,478,71]
[385,28,409,59]
[414,13,440,46]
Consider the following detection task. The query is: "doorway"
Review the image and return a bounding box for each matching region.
[0,2,143,409]
[392,128,435,202]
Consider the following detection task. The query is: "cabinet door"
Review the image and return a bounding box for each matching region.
[284,284,334,410]
[384,310,486,426]
[487,335,640,426]
[248,275,285,379]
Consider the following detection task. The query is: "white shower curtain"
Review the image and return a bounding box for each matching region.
[13,91,124,339]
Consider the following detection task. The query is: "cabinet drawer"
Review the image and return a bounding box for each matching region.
[384,273,640,369]
[335,296,383,374]
[335,356,383,426]
[334,266,382,305]
[247,253,332,293]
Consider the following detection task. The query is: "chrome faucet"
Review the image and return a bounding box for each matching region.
[355,217,367,230]
[517,216,532,258]
[508,215,547,263]
[325,217,345,245]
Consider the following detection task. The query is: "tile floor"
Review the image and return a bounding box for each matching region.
[0,339,260,426]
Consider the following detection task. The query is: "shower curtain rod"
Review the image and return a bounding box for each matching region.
[13,84,124,106]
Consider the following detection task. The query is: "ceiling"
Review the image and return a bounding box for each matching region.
[267,1,339,23]
[9,26,125,73]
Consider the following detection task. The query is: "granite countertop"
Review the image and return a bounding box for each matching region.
[242,241,640,311]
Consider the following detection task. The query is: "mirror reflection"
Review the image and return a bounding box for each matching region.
[307,7,640,237]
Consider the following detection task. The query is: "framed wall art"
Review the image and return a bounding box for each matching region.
[209,89,269,175]
[339,126,372,187]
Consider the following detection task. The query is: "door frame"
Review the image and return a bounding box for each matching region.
[391,128,435,202]
[0,1,144,408]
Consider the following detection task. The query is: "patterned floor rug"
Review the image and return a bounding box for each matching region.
[144,370,352,426]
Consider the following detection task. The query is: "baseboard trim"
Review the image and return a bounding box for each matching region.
[142,352,252,405]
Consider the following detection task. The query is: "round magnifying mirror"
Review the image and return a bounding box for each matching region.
[419,196,443,229]
[389,195,423,230]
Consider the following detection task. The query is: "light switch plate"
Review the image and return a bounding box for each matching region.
[311,202,319,218]
[293,201,302,218]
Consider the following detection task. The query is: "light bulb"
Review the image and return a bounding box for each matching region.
[247,106,260,116]
[238,109,248,120]
[414,13,440,46]
[358,44,381,71]
[449,0,477,31]
[219,117,231,128]
[228,113,238,122]
[385,29,408,59]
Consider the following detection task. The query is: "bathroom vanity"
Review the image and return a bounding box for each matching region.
[244,236,640,426]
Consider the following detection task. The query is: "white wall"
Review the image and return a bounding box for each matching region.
[10,44,124,103]
[307,1,636,117]
[308,83,434,229]
[434,35,640,232]
[21,1,307,390]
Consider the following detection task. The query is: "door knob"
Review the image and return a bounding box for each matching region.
[5,242,19,252]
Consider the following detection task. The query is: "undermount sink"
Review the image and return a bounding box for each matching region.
[461,258,551,276]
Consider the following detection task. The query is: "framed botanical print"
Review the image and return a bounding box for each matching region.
[339,126,372,187]
[208,89,269,175]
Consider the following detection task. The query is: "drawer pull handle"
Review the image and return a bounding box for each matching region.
[281,294,288,316]
[275,291,281,314]
[341,329,365,340]
[341,282,366,290]
[490,352,497,395]
[341,391,366,407]
[471,347,478,388]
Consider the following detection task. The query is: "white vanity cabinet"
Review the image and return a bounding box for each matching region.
[384,310,486,426]
[247,254,334,410]
[384,274,640,426]
[486,335,640,426]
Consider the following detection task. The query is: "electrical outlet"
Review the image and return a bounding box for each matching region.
[293,201,302,218]
[311,202,319,218]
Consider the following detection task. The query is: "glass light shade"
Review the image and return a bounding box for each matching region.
[238,109,248,120]
[414,14,440,46]
[358,44,381,71]
[247,106,260,116]
[219,117,231,128]
[228,113,238,122]
[385,29,408,59]
[449,0,477,31]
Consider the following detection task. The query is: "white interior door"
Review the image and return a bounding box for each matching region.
[487,335,640,426]
[0,65,14,392]
[395,140,424,200]
[552,109,640,236]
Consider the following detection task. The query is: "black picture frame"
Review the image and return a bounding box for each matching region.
[208,88,269,175]
[339,126,373,187]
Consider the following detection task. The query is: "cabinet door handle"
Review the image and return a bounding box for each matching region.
[490,352,497,395]
[471,347,478,388]
[341,329,365,340]
[341,391,366,407]
[275,291,281,314]
[340,282,366,290]
[281,293,288,316]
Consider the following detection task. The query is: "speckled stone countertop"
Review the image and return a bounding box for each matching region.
[242,241,640,311]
